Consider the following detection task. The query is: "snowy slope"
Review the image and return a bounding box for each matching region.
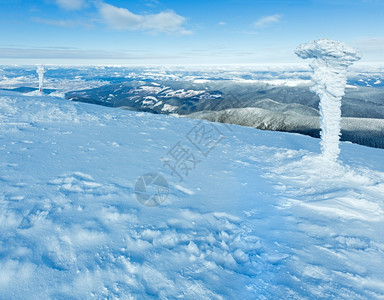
[1,90,384,299]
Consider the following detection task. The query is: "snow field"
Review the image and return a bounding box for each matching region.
[1,90,384,299]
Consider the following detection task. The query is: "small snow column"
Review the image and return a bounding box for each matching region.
[295,39,361,162]
[37,66,46,92]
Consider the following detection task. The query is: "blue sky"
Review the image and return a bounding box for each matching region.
[0,0,383,65]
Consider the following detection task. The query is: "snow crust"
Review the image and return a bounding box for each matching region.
[295,39,361,162]
[1,90,384,298]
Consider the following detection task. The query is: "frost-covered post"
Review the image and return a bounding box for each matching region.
[37,65,46,93]
[295,39,361,162]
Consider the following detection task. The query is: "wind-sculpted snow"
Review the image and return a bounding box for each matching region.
[36,66,45,93]
[296,38,361,162]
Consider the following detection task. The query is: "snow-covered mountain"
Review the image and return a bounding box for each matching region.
[65,80,384,120]
[2,66,384,149]
[1,90,384,299]
[187,107,384,148]
[65,80,384,148]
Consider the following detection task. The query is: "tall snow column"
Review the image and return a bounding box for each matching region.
[37,65,46,93]
[295,38,361,162]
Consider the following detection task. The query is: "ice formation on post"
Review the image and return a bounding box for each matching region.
[295,39,361,162]
[37,65,46,92]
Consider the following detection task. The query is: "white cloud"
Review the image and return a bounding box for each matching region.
[99,3,191,35]
[218,21,227,26]
[55,0,86,10]
[351,38,384,62]
[0,46,156,60]
[99,3,143,30]
[34,18,91,28]
[352,37,384,51]
[144,0,160,7]
[252,14,282,28]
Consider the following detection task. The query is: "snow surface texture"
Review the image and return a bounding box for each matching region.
[36,66,45,93]
[1,90,384,298]
[295,38,361,162]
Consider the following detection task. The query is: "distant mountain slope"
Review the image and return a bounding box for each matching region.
[187,107,384,148]
[65,80,384,119]
[64,80,384,149]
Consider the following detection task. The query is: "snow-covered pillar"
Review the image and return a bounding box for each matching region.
[295,39,361,162]
[37,65,46,93]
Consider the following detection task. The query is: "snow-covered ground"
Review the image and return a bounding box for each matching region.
[1,90,384,299]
